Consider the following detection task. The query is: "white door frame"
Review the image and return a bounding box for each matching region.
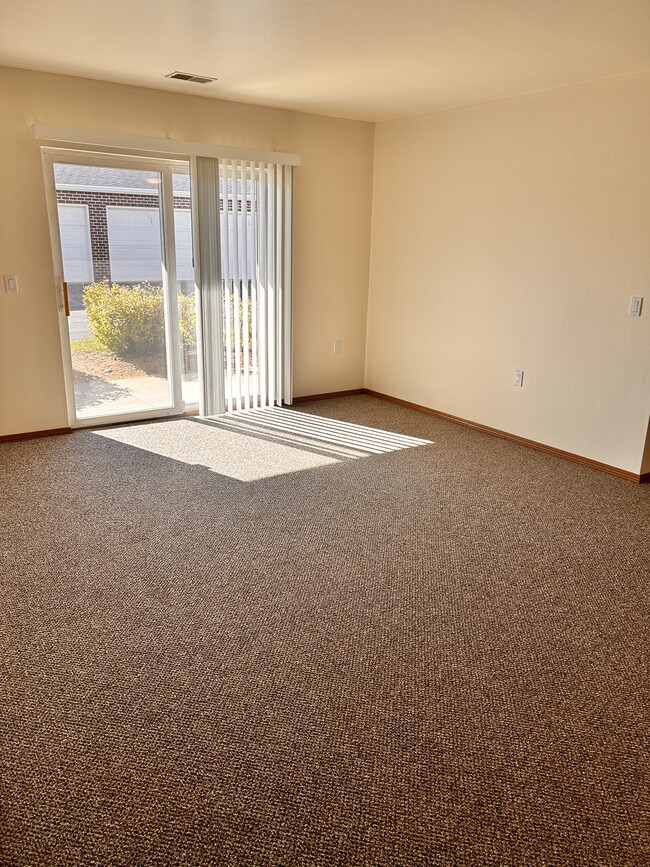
[41,148,192,428]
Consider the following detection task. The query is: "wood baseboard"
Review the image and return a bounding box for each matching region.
[293,389,365,404]
[363,389,643,484]
[0,427,72,444]
[1,398,643,483]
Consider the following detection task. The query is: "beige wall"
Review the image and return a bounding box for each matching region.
[641,419,650,475]
[366,72,650,474]
[0,67,374,435]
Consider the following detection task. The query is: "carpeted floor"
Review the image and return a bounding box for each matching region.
[1,395,648,866]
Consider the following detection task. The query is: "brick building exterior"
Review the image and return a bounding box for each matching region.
[55,188,191,305]
[54,165,253,310]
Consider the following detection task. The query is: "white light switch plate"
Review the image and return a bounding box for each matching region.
[4,274,18,293]
[630,296,643,317]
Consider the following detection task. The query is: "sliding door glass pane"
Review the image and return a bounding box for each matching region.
[54,162,173,419]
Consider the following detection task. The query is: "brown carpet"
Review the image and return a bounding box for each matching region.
[1,395,648,866]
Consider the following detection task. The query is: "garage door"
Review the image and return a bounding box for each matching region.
[107,206,163,282]
[58,204,94,283]
[174,209,193,281]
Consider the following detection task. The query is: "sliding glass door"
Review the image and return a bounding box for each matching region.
[44,152,198,425]
[44,148,294,426]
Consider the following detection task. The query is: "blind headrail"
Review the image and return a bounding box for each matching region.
[32,124,301,167]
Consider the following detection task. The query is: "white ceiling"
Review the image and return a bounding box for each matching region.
[1,0,649,122]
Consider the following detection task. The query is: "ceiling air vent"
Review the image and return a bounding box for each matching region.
[166,71,217,84]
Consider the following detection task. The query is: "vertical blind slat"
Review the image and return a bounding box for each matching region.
[220,164,234,413]
[258,163,268,409]
[250,163,259,410]
[231,160,243,412]
[276,165,283,407]
[283,166,293,405]
[267,164,276,408]
[241,163,252,409]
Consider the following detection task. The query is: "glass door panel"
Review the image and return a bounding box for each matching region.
[52,160,182,422]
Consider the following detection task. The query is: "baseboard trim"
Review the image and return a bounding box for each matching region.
[1,399,642,482]
[0,427,72,444]
[364,389,643,483]
[293,389,365,404]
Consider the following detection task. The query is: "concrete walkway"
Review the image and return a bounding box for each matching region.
[74,374,199,419]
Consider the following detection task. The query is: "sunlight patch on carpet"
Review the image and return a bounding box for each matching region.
[92,408,433,481]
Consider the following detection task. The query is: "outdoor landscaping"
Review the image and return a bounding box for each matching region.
[70,280,253,381]
[71,280,196,380]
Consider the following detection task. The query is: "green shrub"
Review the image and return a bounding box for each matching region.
[84,281,164,356]
[83,281,199,357]
[82,280,257,360]
[178,293,197,351]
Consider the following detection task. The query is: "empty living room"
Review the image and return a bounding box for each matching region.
[1,1,649,864]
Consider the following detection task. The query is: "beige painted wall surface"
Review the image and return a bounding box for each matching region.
[366,73,650,474]
[0,67,374,436]
[641,419,650,475]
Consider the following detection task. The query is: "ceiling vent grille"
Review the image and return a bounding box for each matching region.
[166,71,217,84]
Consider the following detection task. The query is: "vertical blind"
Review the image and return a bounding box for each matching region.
[193,156,293,416]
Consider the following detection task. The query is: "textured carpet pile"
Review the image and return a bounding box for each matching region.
[1,396,648,865]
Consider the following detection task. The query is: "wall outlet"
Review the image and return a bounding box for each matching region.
[630,296,643,317]
[514,370,524,387]
[333,339,342,354]
[4,274,18,294]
